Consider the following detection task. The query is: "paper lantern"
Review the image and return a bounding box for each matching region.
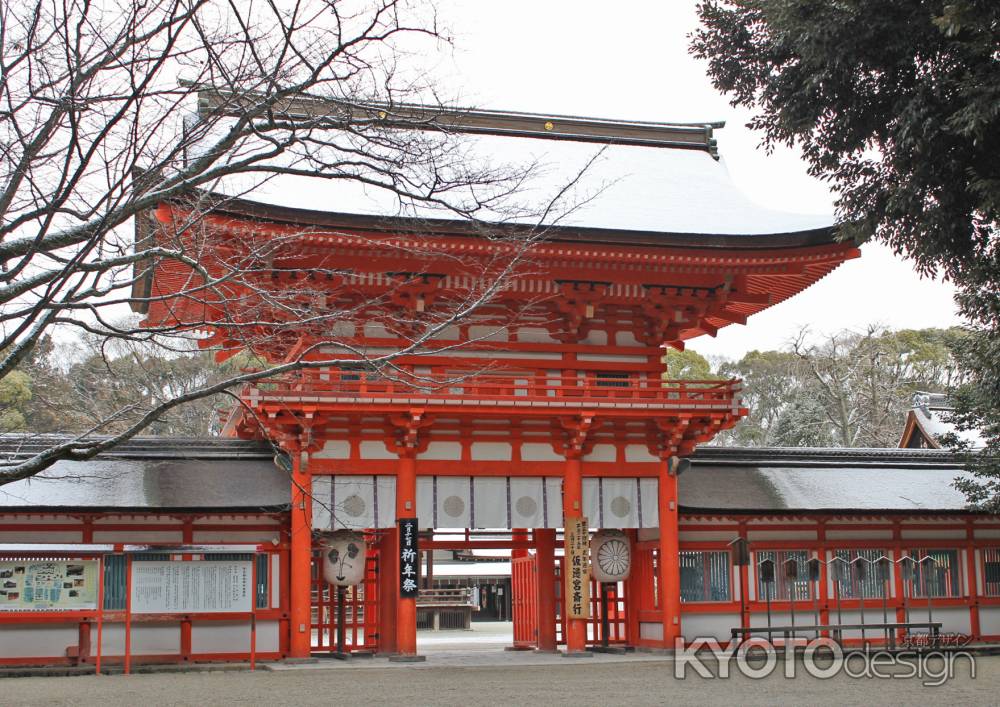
[590,529,631,582]
[322,530,367,587]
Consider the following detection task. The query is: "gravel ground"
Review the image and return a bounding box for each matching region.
[0,653,992,707]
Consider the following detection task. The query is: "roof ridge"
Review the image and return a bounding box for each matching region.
[193,87,723,157]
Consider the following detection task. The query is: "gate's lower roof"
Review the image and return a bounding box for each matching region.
[0,437,974,515]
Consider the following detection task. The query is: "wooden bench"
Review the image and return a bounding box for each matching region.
[416,587,479,630]
[731,621,942,649]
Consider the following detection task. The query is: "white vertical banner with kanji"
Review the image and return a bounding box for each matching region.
[564,516,590,619]
[399,518,419,598]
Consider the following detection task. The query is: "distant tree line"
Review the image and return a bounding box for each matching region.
[0,324,965,448]
[3,326,259,438]
[667,326,966,448]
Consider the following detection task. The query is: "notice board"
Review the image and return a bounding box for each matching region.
[130,560,253,614]
[0,560,99,611]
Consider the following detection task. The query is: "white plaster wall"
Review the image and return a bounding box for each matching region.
[577,353,645,363]
[979,607,1000,635]
[746,530,818,542]
[192,530,280,543]
[191,621,251,654]
[583,444,616,462]
[470,442,512,462]
[825,530,894,540]
[0,531,82,543]
[681,612,739,641]
[313,440,350,459]
[0,625,79,658]
[360,441,396,460]
[639,622,663,641]
[469,325,508,342]
[100,624,181,655]
[418,442,462,461]
[580,329,608,346]
[615,331,641,347]
[93,531,184,543]
[521,443,563,462]
[679,531,741,542]
[625,445,658,463]
[900,529,966,540]
[516,327,558,344]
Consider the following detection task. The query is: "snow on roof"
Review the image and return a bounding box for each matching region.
[215,131,833,238]
[0,457,287,510]
[906,393,985,450]
[0,438,973,514]
[681,459,972,513]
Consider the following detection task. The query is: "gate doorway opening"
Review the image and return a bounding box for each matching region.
[416,530,514,652]
[309,529,632,657]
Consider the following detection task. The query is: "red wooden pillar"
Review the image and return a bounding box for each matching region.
[737,520,751,633]
[563,455,587,654]
[289,449,313,659]
[395,452,418,657]
[512,528,529,560]
[658,458,682,649]
[378,526,399,654]
[817,519,830,630]
[892,520,907,644]
[623,528,640,646]
[966,520,981,640]
[535,528,558,651]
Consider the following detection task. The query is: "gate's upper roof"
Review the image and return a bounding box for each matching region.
[194,103,838,248]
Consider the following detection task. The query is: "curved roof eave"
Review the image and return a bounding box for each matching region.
[196,194,846,251]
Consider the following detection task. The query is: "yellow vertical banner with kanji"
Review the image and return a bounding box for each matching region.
[564,516,590,619]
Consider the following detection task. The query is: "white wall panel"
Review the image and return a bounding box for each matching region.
[639,622,663,641]
[583,444,616,463]
[509,477,545,528]
[545,477,563,529]
[0,532,82,543]
[100,624,180,656]
[472,478,507,528]
[639,478,659,528]
[313,440,350,459]
[191,621,251,654]
[681,612,738,641]
[979,607,1000,635]
[470,442,512,462]
[436,476,471,528]
[601,478,641,528]
[625,444,658,463]
[582,478,600,526]
[521,443,563,462]
[0,625,78,658]
[416,477,434,528]
[359,441,396,460]
[418,442,462,461]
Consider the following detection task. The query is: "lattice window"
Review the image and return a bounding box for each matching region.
[755,549,813,601]
[680,550,731,602]
[906,548,961,598]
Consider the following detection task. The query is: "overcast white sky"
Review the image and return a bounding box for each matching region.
[429,1,964,360]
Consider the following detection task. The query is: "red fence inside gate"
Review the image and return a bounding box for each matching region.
[512,555,537,647]
[555,557,628,646]
[311,545,379,654]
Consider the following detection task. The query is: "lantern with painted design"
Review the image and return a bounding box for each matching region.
[321,530,367,587]
[590,529,631,582]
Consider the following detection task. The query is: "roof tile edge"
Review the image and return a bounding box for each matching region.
[194,86,722,158]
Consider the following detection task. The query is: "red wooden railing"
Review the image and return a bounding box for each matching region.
[248,370,742,410]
